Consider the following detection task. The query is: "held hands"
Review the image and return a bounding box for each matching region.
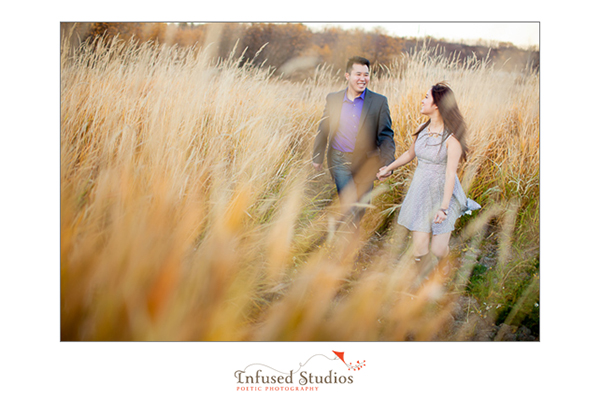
[376,167,392,181]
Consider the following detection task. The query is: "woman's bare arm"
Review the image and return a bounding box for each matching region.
[433,135,462,224]
[376,140,416,180]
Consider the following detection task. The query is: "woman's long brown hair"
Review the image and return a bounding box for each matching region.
[414,82,469,161]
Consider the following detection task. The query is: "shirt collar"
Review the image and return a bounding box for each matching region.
[344,89,366,103]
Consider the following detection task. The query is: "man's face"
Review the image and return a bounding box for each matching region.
[345,63,370,95]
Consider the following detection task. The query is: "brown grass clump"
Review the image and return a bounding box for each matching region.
[61,36,539,341]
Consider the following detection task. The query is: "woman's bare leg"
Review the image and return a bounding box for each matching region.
[411,231,431,257]
[430,231,451,259]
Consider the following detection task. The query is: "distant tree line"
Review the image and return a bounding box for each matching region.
[61,22,539,78]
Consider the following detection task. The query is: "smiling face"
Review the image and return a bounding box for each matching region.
[345,63,370,98]
[420,89,438,115]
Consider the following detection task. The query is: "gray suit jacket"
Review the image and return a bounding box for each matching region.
[312,88,395,183]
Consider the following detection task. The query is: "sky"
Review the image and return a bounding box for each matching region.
[304,22,540,49]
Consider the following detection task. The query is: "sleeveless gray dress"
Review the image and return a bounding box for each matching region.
[397,126,481,235]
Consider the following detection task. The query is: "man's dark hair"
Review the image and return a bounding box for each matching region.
[346,56,370,73]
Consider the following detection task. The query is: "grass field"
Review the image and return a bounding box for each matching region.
[60,35,539,341]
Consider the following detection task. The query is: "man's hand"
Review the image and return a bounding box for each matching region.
[312,163,322,171]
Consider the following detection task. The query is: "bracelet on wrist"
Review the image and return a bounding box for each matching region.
[440,208,448,215]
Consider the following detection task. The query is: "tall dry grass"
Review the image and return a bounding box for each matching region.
[61,36,539,341]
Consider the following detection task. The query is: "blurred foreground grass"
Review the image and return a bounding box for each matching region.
[61,35,539,341]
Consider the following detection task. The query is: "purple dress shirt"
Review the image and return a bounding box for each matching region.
[331,90,365,152]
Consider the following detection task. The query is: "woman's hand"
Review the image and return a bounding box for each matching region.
[376,167,392,181]
[433,209,448,224]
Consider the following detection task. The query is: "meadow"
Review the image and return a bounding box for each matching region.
[60,35,539,341]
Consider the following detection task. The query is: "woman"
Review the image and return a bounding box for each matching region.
[377,82,480,264]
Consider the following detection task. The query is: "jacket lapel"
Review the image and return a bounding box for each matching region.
[329,89,345,135]
[358,88,373,132]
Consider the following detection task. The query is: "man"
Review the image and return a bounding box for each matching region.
[312,56,396,224]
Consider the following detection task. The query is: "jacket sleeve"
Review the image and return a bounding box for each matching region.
[377,97,396,167]
[312,94,331,165]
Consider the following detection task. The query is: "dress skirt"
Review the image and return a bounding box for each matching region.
[397,127,480,235]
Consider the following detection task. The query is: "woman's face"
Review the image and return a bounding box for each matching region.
[420,89,438,115]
